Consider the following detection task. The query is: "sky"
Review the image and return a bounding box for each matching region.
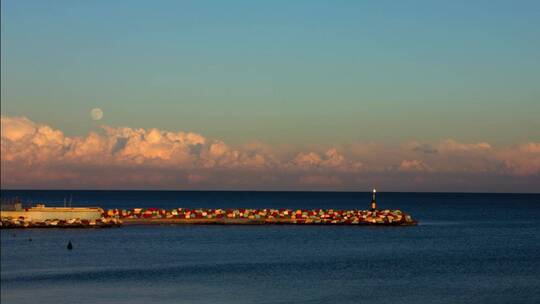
[1,0,539,192]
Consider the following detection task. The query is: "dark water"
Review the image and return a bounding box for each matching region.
[2,190,540,304]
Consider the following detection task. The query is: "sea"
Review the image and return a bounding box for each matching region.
[1,190,539,304]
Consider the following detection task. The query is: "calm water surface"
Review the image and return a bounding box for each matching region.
[2,191,540,304]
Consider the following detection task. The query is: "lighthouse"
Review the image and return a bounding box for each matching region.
[371,189,377,211]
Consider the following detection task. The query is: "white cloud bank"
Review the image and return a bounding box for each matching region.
[1,115,539,192]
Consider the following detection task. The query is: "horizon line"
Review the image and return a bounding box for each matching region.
[1,188,538,195]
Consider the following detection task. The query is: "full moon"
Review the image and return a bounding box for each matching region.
[90,108,103,121]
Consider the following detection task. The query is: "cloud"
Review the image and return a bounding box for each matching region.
[408,142,438,155]
[399,160,432,172]
[1,116,38,141]
[299,175,342,186]
[519,143,540,153]
[187,174,207,184]
[1,115,539,191]
[437,139,492,152]
[496,142,540,176]
[291,148,362,172]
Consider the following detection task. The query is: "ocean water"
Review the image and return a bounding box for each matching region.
[1,191,540,304]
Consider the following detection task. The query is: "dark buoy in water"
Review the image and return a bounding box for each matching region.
[28,238,32,242]
[67,241,73,250]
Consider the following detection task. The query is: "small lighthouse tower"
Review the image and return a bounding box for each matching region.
[371,189,377,211]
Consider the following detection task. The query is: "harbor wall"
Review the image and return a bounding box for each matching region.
[107,208,418,226]
[0,210,102,221]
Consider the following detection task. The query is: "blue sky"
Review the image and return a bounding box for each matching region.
[1,1,539,191]
[2,0,539,145]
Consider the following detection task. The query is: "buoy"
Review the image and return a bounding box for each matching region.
[28,238,32,242]
[67,241,73,250]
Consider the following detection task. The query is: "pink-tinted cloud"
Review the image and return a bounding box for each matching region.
[399,160,432,172]
[437,139,492,152]
[1,115,538,191]
[299,175,342,186]
[290,148,362,172]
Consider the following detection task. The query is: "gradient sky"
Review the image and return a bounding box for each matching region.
[1,0,539,191]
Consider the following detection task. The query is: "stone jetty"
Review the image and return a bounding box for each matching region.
[1,208,417,228]
[0,217,122,229]
[104,208,417,226]
[1,191,417,228]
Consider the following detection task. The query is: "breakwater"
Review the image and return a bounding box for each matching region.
[105,208,417,226]
[0,217,122,229]
[1,205,418,228]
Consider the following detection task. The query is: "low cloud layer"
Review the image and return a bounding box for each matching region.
[1,115,539,192]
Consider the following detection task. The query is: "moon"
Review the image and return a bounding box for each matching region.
[90,108,103,121]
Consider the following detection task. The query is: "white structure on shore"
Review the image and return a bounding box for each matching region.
[0,204,103,221]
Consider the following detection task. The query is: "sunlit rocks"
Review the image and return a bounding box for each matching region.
[106,208,417,226]
[0,217,122,229]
